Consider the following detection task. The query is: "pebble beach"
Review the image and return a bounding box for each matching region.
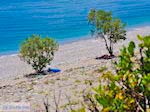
[0,26,150,111]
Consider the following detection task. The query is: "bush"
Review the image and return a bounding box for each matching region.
[88,9,126,57]
[20,35,59,73]
[81,35,150,111]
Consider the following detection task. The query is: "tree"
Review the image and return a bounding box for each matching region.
[20,35,59,73]
[81,35,150,111]
[88,9,126,58]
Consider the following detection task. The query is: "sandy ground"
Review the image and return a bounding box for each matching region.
[0,26,149,111]
[0,26,150,79]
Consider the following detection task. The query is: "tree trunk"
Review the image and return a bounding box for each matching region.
[109,50,114,57]
[102,35,112,55]
[102,34,114,57]
[109,36,114,56]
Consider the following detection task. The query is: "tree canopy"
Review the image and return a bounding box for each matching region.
[88,9,126,57]
[20,35,59,73]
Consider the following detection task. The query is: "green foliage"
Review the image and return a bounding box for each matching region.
[92,35,150,111]
[71,108,86,112]
[75,35,150,112]
[20,34,58,73]
[88,9,126,56]
[138,35,150,74]
[97,66,107,73]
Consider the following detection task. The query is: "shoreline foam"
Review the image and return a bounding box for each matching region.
[0,25,150,57]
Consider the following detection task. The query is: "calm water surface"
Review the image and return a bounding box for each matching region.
[0,0,150,54]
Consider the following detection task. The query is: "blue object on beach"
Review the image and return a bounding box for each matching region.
[48,68,61,73]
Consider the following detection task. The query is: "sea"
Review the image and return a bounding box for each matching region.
[0,0,150,55]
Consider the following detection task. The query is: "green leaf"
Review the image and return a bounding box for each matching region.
[137,35,143,41]
[128,41,135,56]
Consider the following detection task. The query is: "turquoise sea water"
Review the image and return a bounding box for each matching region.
[0,0,150,55]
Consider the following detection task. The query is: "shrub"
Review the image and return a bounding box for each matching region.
[88,9,126,57]
[79,35,150,111]
[20,35,59,73]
